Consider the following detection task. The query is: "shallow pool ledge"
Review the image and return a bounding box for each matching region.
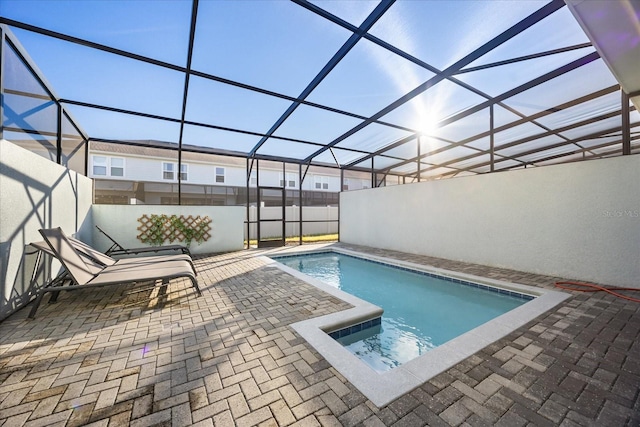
[260,250,570,408]
[262,257,384,332]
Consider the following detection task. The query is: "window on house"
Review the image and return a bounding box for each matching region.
[110,157,124,177]
[250,171,257,186]
[92,156,107,176]
[215,167,225,183]
[342,178,349,191]
[163,162,174,180]
[92,156,125,177]
[279,173,297,188]
[162,162,187,181]
[179,163,188,181]
[314,176,329,190]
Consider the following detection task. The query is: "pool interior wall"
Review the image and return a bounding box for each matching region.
[261,246,570,407]
[274,251,534,373]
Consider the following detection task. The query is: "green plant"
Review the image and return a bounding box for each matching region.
[141,214,168,246]
[169,215,207,247]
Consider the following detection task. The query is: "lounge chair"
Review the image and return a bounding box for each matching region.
[68,235,196,273]
[96,225,191,257]
[30,235,196,277]
[28,227,201,318]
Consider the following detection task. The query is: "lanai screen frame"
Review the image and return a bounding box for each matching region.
[1,1,638,211]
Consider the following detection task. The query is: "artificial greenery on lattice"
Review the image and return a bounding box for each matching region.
[137,214,211,247]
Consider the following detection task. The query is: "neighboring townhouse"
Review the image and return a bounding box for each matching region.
[89,142,372,206]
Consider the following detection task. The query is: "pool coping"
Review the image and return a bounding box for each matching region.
[259,246,570,407]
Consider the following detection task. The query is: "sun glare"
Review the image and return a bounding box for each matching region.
[416,115,438,135]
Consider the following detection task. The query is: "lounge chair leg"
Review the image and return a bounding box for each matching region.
[49,289,61,303]
[28,291,46,319]
[191,278,202,296]
[157,279,169,307]
[47,276,68,303]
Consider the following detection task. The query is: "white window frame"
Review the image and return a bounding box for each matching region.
[215,167,225,184]
[342,178,349,191]
[162,162,175,180]
[92,156,107,176]
[92,155,125,177]
[287,173,297,189]
[314,175,329,190]
[110,157,124,177]
[179,163,188,181]
[279,172,297,188]
[162,162,188,181]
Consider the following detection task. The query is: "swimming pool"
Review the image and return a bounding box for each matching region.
[275,252,531,372]
[263,247,569,407]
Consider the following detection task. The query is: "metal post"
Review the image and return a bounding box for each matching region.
[84,137,89,176]
[417,136,421,182]
[246,158,250,249]
[57,104,62,164]
[490,104,495,171]
[281,162,285,245]
[622,90,631,155]
[338,168,343,242]
[299,163,303,246]
[177,155,182,205]
[176,0,199,205]
[256,160,261,246]
[371,158,375,188]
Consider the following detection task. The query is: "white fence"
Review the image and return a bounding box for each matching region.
[246,206,338,239]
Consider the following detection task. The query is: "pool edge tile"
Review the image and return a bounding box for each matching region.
[262,250,571,408]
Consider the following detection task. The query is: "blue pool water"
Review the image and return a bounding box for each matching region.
[275,252,530,372]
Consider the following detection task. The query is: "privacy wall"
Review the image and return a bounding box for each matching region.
[340,155,640,288]
[91,205,244,255]
[0,140,93,321]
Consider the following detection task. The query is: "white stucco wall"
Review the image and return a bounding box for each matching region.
[91,205,244,255]
[0,140,94,320]
[340,155,640,288]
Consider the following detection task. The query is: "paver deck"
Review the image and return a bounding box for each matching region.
[0,244,638,426]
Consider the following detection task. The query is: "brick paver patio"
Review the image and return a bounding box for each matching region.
[1,244,638,426]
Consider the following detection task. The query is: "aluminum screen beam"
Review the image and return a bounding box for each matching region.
[304,0,567,164]
[622,90,631,155]
[438,120,638,177]
[247,0,395,157]
[0,16,417,139]
[454,43,592,75]
[419,108,626,175]
[176,0,200,204]
[371,53,604,175]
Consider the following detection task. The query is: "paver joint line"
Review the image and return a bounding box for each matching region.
[0,245,637,426]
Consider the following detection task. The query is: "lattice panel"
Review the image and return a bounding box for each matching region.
[137,214,212,245]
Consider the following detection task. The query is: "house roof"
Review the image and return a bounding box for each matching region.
[90,141,247,166]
